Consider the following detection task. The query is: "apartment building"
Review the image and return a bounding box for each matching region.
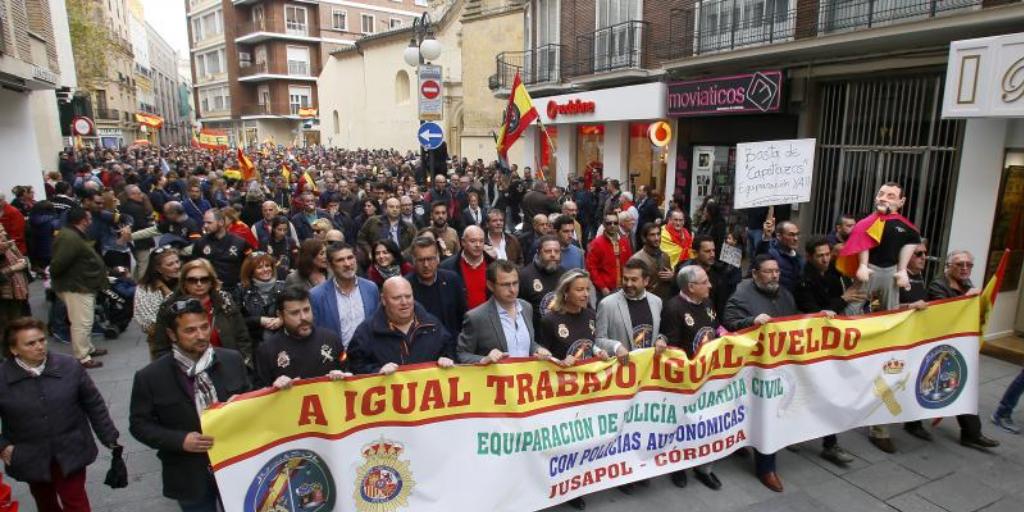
[187,0,431,147]
[495,0,1024,341]
[149,23,190,145]
[0,0,73,194]
[84,0,140,148]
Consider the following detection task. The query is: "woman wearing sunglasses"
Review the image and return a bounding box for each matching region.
[134,246,181,360]
[151,258,253,367]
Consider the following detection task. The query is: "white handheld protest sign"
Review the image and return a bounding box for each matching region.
[734,138,815,209]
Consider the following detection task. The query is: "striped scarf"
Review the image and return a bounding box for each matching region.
[172,345,217,414]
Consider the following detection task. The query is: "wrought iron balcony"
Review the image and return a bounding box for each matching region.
[494,44,565,90]
[665,0,985,60]
[94,108,120,120]
[239,103,275,116]
[572,21,650,77]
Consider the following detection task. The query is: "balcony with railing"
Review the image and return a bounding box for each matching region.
[235,19,316,44]
[664,0,987,61]
[238,61,268,78]
[239,103,277,117]
[571,21,651,78]
[95,108,120,121]
[494,44,565,91]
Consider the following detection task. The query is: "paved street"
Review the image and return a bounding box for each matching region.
[7,286,1024,512]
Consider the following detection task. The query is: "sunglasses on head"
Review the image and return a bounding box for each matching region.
[170,298,204,315]
[152,245,176,255]
[914,251,927,257]
[605,220,618,225]
[185,275,212,285]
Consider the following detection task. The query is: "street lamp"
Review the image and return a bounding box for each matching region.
[403,12,442,67]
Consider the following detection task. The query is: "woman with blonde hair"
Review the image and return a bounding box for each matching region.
[311,218,332,242]
[150,258,253,365]
[540,269,607,365]
[134,245,180,359]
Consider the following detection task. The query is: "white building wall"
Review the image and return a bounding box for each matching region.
[0,89,47,196]
[947,118,1024,339]
[30,90,65,175]
[49,0,76,89]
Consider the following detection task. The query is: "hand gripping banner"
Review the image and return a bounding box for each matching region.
[202,294,986,512]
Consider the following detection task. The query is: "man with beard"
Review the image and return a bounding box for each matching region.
[678,235,741,318]
[518,236,565,330]
[596,259,663,360]
[630,223,674,301]
[194,209,250,290]
[129,298,250,511]
[405,236,467,335]
[483,209,522,265]
[422,201,461,259]
[254,287,349,389]
[723,255,798,493]
[662,264,723,490]
[926,250,1000,450]
[757,218,804,293]
[182,180,211,225]
[827,214,856,251]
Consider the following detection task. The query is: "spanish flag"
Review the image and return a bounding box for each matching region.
[496,72,538,160]
[661,224,693,268]
[237,148,256,182]
[835,212,918,277]
[280,163,292,185]
[981,249,1010,333]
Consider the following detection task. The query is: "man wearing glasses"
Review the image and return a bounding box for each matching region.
[129,298,250,511]
[927,250,1000,450]
[586,212,633,299]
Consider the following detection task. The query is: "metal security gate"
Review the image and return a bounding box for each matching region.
[810,74,964,264]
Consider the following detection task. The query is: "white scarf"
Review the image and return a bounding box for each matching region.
[172,345,217,413]
[15,356,46,377]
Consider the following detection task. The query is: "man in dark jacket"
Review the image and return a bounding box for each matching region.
[347,277,456,375]
[792,237,859,466]
[677,235,740,318]
[521,181,558,221]
[51,208,109,369]
[254,286,348,388]
[756,219,804,293]
[193,209,251,292]
[723,255,797,493]
[926,249,1000,450]
[405,237,466,335]
[129,298,250,510]
[290,191,330,241]
[518,236,566,330]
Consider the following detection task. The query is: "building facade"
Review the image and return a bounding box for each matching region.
[498,0,1024,336]
[0,0,70,194]
[85,0,139,148]
[148,23,189,145]
[187,0,429,147]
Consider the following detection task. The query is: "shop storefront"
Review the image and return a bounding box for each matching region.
[522,82,668,193]
[96,128,125,149]
[666,70,797,224]
[942,31,1024,339]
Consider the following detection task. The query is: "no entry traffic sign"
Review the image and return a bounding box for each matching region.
[421,80,441,100]
[418,65,443,121]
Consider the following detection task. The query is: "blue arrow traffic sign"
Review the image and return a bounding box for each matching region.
[417,122,444,150]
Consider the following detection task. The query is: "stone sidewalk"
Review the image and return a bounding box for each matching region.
[7,291,1024,512]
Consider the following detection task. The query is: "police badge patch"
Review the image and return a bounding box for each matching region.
[202,245,212,255]
[557,324,569,338]
[684,313,695,326]
[354,438,415,512]
[277,351,291,368]
[533,279,543,292]
[243,449,336,512]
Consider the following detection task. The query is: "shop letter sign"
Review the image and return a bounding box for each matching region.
[733,138,816,209]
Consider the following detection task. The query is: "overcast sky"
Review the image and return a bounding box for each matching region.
[143,0,189,56]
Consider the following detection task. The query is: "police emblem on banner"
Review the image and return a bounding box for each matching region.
[243,449,335,512]
[354,438,415,512]
[915,344,967,409]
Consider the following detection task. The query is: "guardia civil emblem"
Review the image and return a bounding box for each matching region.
[706,307,715,319]
[558,324,569,338]
[354,438,415,512]
[320,345,334,363]
[916,344,967,409]
[532,279,543,292]
[243,449,335,512]
[684,313,695,326]
[277,350,291,368]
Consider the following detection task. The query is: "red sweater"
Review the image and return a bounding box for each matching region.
[586,234,632,292]
[460,257,488,309]
[0,204,26,255]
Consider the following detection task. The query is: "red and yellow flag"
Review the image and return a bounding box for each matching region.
[135,112,164,129]
[280,163,292,185]
[237,148,256,182]
[835,212,917,277]
[981,249,1010,333]
[496,72,538,160]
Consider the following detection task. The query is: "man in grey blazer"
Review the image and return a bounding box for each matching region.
[596,259,666,361]
[457,260,553,364]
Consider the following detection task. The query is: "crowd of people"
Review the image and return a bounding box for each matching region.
[0,144,1021,512]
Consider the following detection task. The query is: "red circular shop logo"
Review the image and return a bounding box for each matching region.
[547,99,596,120]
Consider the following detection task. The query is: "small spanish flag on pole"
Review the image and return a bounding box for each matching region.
[237,148,256,182]
[495,72,539,162]
[981,249,1010,334]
